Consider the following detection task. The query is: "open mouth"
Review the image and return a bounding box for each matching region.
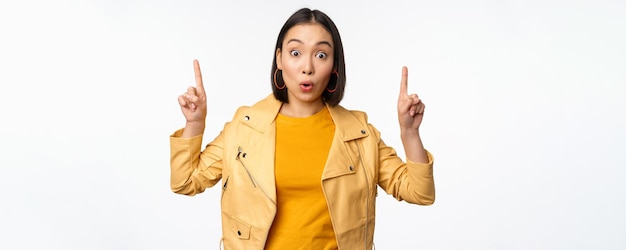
[300,81,313,92]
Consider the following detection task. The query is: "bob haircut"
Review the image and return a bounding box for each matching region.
[271,8,346,107]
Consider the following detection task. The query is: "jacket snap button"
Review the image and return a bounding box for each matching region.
[349,166,354,171]
[244,116,250,121]
[360,130,366,134]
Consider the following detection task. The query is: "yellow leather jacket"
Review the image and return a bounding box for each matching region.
[170,95,435,249]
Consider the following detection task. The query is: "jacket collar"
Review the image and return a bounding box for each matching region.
[241,94,368,141]
[239,95,282,134]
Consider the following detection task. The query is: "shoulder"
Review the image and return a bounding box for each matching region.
[348,109,368,123]
[330,104,369,124]
[230,94,280,119]
[225,94,281,134]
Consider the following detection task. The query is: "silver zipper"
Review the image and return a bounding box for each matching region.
[221,176,230,202]
[222,176,230,190]
[235,146,275,204]
[236,147,257,188]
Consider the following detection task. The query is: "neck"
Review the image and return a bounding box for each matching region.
[279,100,325,118]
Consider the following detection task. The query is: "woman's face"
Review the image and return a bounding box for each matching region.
[276,22,334,107]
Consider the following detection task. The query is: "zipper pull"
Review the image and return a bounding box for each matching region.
[222,176,229,190]
[236,146,243,159]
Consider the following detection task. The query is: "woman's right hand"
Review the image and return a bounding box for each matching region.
[177,59,207,137]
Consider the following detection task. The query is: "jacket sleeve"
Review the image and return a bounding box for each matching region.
[374,125,435,205]
[169,128,225,196]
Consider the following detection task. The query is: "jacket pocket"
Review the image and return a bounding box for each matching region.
[229,216,251,240]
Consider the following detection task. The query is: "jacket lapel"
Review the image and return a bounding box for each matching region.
[238,95,282,203]
[322,105,369,180]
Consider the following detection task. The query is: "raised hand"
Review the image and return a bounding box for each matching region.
[397,66,425,133]
[177,60,207,137]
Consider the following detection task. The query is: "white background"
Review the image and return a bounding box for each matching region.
[1,0,625,249]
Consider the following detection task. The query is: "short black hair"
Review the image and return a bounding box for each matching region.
[271,8,346,107]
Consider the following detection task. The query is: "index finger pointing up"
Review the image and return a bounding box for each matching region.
[399,66,408,97]
[193,59,205,94]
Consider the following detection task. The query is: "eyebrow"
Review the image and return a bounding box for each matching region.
[286,38,333,48]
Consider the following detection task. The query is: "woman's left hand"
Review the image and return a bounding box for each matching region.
[397,66,425,133]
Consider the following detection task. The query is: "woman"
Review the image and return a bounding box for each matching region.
[170,8,435,249]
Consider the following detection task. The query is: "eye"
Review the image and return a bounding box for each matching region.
[290,50,300,56]
[316,52,327,59]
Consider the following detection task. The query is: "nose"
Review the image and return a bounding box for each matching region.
[302,57,313,75]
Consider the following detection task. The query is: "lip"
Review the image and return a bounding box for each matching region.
[300,81,314,92]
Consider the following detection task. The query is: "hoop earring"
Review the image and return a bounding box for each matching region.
[326,70,339,93]
[273,69,286,90]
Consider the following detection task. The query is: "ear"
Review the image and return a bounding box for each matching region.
[275,48,282,70]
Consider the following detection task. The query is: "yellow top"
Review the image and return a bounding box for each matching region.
[265,107,338,250]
